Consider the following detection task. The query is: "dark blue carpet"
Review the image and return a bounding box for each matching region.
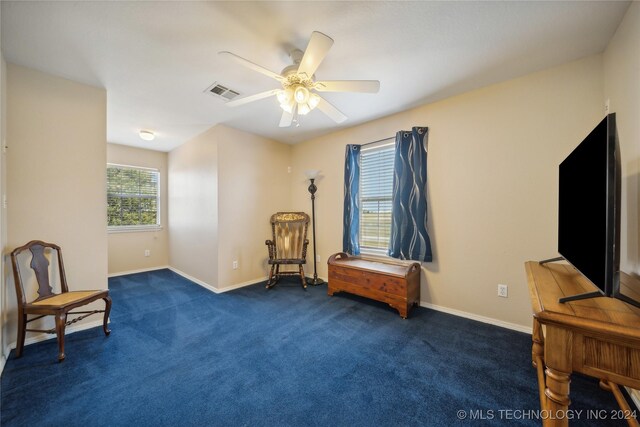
[1,269,627,426]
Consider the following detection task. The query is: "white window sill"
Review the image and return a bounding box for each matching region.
[359,248,418,266]
[108,226,163,234]
[360,248,390,259]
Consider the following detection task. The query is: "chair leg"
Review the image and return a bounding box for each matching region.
[15,313,27,358]
[266,264,276,289]
[272,264,280,286]
[299,265,307,290]
[103,296,112,336]
[55,312,67,362]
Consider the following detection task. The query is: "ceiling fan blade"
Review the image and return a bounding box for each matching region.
[279,110,293,128]
[314,80,380,93]
[225,89,280,107]
[316,96,347,124]
[218,51,282,81]
[297,32,334,79]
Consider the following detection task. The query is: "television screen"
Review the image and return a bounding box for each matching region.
[558,114,618,297]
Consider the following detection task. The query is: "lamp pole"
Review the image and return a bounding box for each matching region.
[307,177,324,286]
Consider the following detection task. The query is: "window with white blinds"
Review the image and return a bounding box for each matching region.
[107,164,160,229]
[359,142,395,251]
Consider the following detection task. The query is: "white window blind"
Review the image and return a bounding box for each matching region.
[107,164,160,228]
[359,143,395,251]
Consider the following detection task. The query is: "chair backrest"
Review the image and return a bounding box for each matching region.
[11,240,69,305]
[270,212,309,260]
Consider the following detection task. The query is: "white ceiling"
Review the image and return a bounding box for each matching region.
[1,1,630,152]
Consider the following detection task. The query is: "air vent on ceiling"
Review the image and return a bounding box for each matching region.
[205,82,240,101]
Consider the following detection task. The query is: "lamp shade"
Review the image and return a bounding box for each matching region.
[308,93,320,109]
[294,86,310,104]
[298,103,311,115]
[304,169,321,179]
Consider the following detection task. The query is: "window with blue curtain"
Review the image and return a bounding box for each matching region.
[388,127,432,262]
[343,127,432,262]
[359,141,395,253]
[343,145,361,254]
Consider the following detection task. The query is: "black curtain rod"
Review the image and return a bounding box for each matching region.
[361,136,395,147]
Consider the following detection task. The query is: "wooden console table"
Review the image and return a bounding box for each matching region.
[525,261,640,426]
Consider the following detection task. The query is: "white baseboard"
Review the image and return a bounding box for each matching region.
[111,265,299,294]
[166,267,217,293]
[108,266,170,277]
[419,301,532,334]
[217,277,268,293]
[167,267,265,294]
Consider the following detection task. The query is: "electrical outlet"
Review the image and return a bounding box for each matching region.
[144,249,150,257]
[232,260,238,270]
[498,284,508,298]
[316,254,321,262]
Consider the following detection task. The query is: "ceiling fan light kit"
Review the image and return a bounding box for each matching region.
[294,86,309,104]
[276,77,321,117]
[220,31,380,128]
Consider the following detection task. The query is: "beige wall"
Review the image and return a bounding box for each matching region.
[216,125,291,289]
[604,1,640,275]
[291,55,605,328]
[168,124,291,290]
[107,143,169,274]
[0,52,6,363]
[168,126,219,286]
[602,1,640,401]
[4,64,107,347]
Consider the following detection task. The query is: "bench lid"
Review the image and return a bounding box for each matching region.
[329,253,419,278]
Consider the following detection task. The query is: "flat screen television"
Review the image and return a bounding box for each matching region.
[553,112,638,307]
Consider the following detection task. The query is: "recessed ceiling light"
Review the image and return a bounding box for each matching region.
[139,130,155,141]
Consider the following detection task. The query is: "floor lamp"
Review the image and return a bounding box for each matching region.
[305,169,325,286]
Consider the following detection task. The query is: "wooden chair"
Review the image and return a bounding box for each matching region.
[10,240,112,362]
[265,212,310,290]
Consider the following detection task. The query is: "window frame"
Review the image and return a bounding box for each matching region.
[358,139,395,256]
[107,163,161,233]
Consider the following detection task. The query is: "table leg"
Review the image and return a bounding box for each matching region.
[544,326,572,427]
[532,318,548,414]
[532,317,544,368]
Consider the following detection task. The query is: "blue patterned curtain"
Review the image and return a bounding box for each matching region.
[343,144,361,255]
[388,127,432,262]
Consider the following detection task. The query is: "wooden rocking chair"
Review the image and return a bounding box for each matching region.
[265,212,310,290]
[11,240,112,362]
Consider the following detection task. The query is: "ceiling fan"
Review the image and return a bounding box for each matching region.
[219,31,380,128]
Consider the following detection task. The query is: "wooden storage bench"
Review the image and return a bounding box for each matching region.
[327,252,421,318]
